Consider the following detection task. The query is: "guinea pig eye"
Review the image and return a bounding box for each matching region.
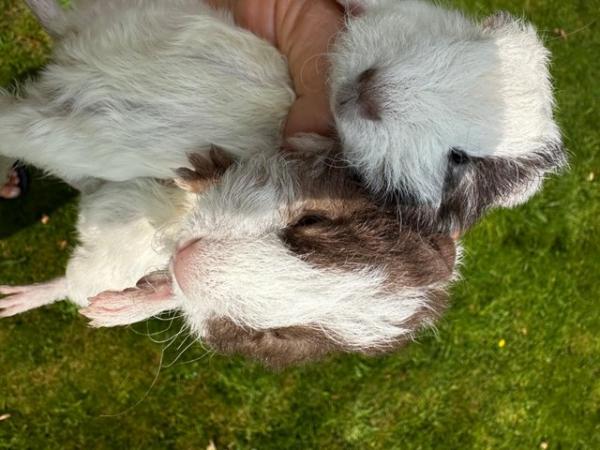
[293,213,331,228]
[449,148,470,165]
[348,169,365,186]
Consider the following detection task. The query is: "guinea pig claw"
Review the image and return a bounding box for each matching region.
[174,167,203,192]
[207,145,234,172]
[187,146,234,177]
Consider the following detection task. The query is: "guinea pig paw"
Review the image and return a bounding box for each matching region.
[174,146,234,193]
[173,167,207,192]
[81,284,179,328]
[200,146,235,174]
[0,281,64,318]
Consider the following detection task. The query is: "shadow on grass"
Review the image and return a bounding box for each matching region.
[0,167,78,239]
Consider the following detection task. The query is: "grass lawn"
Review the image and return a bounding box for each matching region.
[1,0,599,448]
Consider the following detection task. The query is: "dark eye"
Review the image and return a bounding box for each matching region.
[348,169,364,186]
[449,148,470,165]
[293,214,330,228]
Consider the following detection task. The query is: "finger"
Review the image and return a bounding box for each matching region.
[284,95,334,138]
[0,185,21,199]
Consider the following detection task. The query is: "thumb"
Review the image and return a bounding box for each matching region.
[284,94,334,139]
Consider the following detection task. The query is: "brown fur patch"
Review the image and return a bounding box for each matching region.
[204,290,448,368]
[200,147,457,368]
[283,159,456,289]
[438,141,566,233]
[204,318,340,369]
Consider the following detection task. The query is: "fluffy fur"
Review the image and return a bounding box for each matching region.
[0,0,564,232]
[1,0,293,182]
[331,0,565,229]
[0,141,459,366]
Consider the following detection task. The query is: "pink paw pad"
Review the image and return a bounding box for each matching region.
[80,272,179,327]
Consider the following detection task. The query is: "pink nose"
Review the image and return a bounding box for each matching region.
[173,238,201,292]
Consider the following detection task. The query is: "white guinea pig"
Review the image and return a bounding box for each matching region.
[332,1,565,231]
[1,0,564,233]
[0,140,458,367]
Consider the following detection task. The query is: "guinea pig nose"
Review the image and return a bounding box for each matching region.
[356,68,382,121]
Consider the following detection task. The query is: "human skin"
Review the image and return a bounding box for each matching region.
[206,0,344,138]
[1,171,20,199]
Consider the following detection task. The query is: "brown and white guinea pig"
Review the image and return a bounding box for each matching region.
[0,138,458,367]
[1,0,564,234]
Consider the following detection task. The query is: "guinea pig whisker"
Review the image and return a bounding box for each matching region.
[129,316,176,340]
[99,344,166,418]
[164,338,198,369]
[175,349,213,367]
[176,334,192,351]
[153,311,185,321]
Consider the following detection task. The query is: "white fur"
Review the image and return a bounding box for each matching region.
[1,0,561,215]
[330,0,561,204]
[172,154,442,348]
[66,179,190,305]
[1,152,457,349]
[1,0,293,182]
[175,239,438,349]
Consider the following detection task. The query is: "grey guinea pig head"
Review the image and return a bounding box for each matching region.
[330,1,567,234]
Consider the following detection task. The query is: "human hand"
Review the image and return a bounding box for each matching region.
[206,0,344,138]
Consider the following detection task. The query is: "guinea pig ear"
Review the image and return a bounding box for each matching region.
[203,318,338,368]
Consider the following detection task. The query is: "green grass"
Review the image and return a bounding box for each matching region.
[1,0,599,448]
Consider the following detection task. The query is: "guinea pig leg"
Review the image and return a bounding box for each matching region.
[0,278,68,318]
[0,97,177,185]
[174,146,234,193]
[80,272,180,328]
